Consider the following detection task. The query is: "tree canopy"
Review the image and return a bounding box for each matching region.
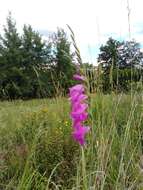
[0,14,76,99]
[98,37,143,92]
[0,14,143,99]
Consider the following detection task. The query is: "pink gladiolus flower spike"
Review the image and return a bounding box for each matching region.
[72,125,90,146]
[73,74,85,81]
[69,74,90,146]
[69,84,84,96]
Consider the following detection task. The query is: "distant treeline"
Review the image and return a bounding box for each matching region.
[98,38,143,93]
[0,14,143,100]
[0,13,76,99]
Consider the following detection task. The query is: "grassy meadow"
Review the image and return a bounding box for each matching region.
[0,92,143,189]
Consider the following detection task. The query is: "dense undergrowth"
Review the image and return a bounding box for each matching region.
[0,93,143,189]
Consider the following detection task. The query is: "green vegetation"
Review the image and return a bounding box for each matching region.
[98,38,143,92]
[0,93,143,189]
[0,13,75,99]
[0,14,143,100]
[0,12,143,190]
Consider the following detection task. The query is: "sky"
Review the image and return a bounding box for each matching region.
[0,0,143,64]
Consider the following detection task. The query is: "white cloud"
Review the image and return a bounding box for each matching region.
[0,0,143,64]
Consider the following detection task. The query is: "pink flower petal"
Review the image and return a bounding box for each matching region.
[73,74,85,81]
[69,84,84,96]
[70,94,88,104]
[72,126,90,145]
[72,103,88,113]
[69,83,90,146]
[71,112,88,121]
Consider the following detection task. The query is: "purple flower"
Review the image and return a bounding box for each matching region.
[72,103,88,112]
[72,125,90,146]
[73,74,85,81]
[71,103,88,121]
[70,94,88,104]
[71,112,88,122]
[69,84,84,96]
[69,73,90,146]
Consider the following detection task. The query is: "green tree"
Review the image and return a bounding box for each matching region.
[21,25,52,98]
[98,38,121,69]
[118,41,143,91]
[0,15,82,99]
[98,38,121,92]
[0,14,52,99]
[98,38,143,92]
[118,40,143,69]
[0,13,23,99]
[52,28,76,95]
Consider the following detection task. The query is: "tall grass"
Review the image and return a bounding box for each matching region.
[0,25,143,189]
[0,92,143,189]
